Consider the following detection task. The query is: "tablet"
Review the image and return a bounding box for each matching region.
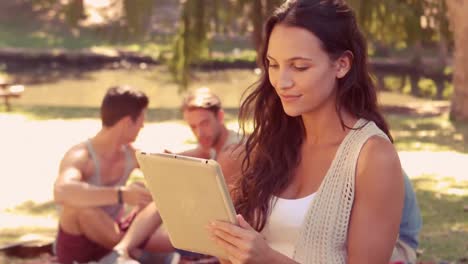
[135,151,237,259]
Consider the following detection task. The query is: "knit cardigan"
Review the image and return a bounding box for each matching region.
[292,119,390,263]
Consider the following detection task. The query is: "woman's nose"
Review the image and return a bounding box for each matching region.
[277,70,294,90]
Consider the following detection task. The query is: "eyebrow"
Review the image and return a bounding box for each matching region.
[266,55,314,62]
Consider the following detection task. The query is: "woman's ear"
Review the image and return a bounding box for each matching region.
[335,51,353,79]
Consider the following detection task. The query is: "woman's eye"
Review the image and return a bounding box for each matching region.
[268,63,279,69]
[293,65,309,71]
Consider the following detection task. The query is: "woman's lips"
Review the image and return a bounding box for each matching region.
[280,94,302,102]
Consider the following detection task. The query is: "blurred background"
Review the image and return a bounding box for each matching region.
[0,0,467,263]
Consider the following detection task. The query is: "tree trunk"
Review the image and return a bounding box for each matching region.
[409,42,422,97]
[446,0,468,121]
[251,0,264,58]
[65,0,85,27]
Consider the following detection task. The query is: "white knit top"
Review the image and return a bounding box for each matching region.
[292,119,390,263]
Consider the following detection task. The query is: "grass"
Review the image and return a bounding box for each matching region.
[383,75,454,100]
[0,227,56,246]
[2,67,258,118]
[413,176,468,262]
[388,113,467,153]
[1,170,466,262]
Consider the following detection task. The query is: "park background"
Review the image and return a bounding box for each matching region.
[0,0,467,263]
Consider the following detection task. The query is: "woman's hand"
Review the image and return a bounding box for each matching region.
[209,214,274,264]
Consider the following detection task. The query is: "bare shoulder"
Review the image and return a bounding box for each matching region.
[60,142,90,172]
[219,143,245,160]
[356,135,402,188]
[217,143,245,187]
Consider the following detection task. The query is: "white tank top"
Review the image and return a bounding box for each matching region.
[262,193,316,258]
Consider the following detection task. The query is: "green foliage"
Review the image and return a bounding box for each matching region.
[64,0,85,27]
[123,0,155,37]
[2,0,454,92]
[169,0,282,89]
[338,1,452,99]
[349,0,451,51]
[169,0,210,90]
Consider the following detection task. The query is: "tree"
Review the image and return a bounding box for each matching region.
[169,0,210,89]
[446,0,468,121]
[123,0,155,37]
[64,0,85,27]
[239,0,283,54]
[169,0,282,89]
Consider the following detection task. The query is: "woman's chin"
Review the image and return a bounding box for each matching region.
[282,108,302,117]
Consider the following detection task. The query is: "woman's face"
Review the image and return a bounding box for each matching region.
[267,24,349,117]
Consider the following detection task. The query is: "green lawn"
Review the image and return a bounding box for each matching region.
[388,113,467,153]
[412,176,467,261]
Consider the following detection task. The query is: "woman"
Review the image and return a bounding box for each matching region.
[209,0,404,263]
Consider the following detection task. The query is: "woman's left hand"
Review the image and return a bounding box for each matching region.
[209,214,273,264]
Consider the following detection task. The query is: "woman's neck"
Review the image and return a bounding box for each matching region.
[301,108,356,147]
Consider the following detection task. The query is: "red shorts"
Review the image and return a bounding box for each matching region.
[55,212,138,264]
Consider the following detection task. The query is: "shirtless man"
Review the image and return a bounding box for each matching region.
[113,88,242,262]
[53,86,153,264]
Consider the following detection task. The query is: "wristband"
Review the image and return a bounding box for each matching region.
[117,187,123,204]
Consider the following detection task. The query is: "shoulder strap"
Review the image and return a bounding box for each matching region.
[85,139,100,184]
[118,145,134,185]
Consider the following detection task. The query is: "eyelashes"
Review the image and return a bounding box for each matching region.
[267,63,309,72]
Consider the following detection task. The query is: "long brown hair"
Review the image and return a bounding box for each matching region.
[234,0,393,231]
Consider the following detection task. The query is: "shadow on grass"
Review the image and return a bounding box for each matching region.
[412,177,468,262]
[9,105,240,122]
[5,67,100,86]
[5,201,56,217]
[0,227,56,245]
[386,113,468,153]
[1,177,466,262]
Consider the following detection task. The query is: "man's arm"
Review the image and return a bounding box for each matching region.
[114,203,164,256]
[54,146,151,208]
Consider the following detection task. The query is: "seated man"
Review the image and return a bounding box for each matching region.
[113,88,242,263]
[53,86,153,264]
